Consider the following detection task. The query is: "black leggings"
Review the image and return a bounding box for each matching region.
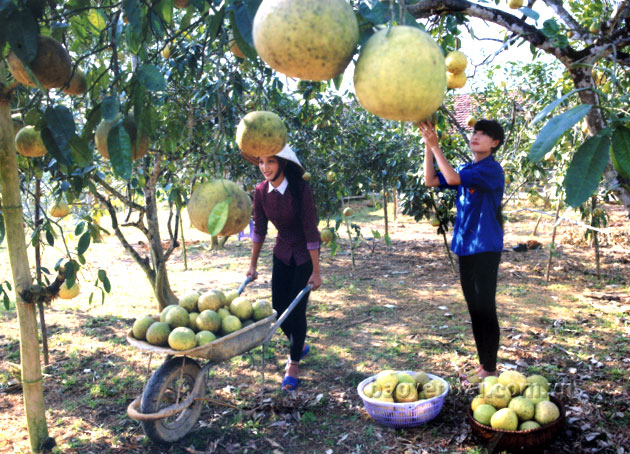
[458,252,501,372]
[271,255,312,362]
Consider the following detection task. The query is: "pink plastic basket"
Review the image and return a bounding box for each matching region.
[357,372,449,428]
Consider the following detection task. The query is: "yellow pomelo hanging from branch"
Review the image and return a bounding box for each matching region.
[253,0,359,81]
[62,69,88,96]
[187,180,252,236]
[445,51,468,74]
[8,35,72,89]
[15,126,47,157]
[353,26,447,122]
[236,111,287,158]
[95,114,149,161]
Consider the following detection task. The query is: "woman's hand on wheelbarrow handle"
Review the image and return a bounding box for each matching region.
[308,273,322,291]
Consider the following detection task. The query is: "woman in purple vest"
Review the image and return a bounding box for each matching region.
[244,145,322,391]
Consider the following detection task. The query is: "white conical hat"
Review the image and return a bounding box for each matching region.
[241,144,303,170]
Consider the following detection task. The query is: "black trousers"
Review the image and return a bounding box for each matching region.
[458,252,501,372]
[271,255,312,362]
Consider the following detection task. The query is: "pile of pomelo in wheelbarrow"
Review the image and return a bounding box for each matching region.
[130,288,273,350]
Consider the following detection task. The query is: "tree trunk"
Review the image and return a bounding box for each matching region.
[0,87,50,451]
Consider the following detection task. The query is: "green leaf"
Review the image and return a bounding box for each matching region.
[565,130,611,207]
[87,9,107,33]
[6,9,38,63]
[229,0,260,59]
[41,126,72,166]
[107,123,133,180]
[149,9,165,38]
[611,126,630,179]
[101,95,120,121]
[123,0,142,29]
[519,7,539,21]
[98,269,111,293]
[3,292,9,311]
[156,0,172,23]
[371,229,381,239]
[75,221,86,235]
[530,88,592,126]
[64,261,77,288]
[43,105,78,166]
[45,228,54,246]
[207,198,231,236]
[125,24,144,54]
[68,134,93,167]
[207,4,225,41]
[77,232,91,255]
[384,233,391,247]
[529,104,592,162]
[136,64,166,91]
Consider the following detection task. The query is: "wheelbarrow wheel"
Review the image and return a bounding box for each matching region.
[140,356,205,443]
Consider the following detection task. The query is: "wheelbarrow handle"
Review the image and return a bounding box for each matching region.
[263,284,313,345]
[237,276,254,295]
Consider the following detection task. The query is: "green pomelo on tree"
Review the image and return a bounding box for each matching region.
[58,281,80,299]
[132,315,156,340]
[168,327,196,351]
[253,0,359,81]
[353,26,446,122]
[15,126,47,157]
[8,35,72,89]
[236,111,287,157]
[95,114,149,161]
[187,179,252,236]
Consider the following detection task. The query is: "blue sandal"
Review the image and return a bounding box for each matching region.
[281,375,299,391]
[285,344,310,368]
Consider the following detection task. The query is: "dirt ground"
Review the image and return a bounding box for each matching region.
[1,196,629,454]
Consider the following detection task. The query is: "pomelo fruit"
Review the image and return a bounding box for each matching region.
[429,217,440,227]
[221,315,242,335]
[8,35,72,89]
[160,304,179,322]
[498,370,528,396]
[168,327,196,351]
[466,116,477,127]
[213,290,227,307]
[508,396,535,421]
[410,371,430,387]
[225,290,240,305]
[522,383,549,405]
[198,290,223,312]
[534,400,560,425]
[473,404,497,426]
[188,312,200,331]
[132,315,156,340]
[95,114,149,161]
[228,34,246,59]
[484,383,511,409]
[196,330,216,346]
[58,281,80,299]
[49,200,70,218]
[509,0,524,8]
[320,228,333,243]
[396,373,416,384]
[363,382,382,399]
[174,0,189,8]
[179,291,199,312]
[422,379,445,399]
[62,69,87,95]
[236,111,287,158]
[479,375,499,395]
[146,322,171,346]
[197,310,222,333]
[187,179,252,236]
[230,296,253,321]
[326,171,336,182]
[394,382,418,403]
[252,299,273,321]
[447,71,467,89]
[15,126,47,157]
[218,307,231,320]
[527,374,550,391]
[471,394,487,411]
[353,25,446,122]
[302,172,311,181]
[491,408,519,430]
[375,370,398,394]
[343,207,353,217]
[165,306,190,328]
[253,0,359,81]
[445,51,467,73]
[519,420,541,431]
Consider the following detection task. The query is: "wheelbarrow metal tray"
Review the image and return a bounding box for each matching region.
[127,311,277,361]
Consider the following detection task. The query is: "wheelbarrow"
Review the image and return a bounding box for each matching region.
[126,277,312,444]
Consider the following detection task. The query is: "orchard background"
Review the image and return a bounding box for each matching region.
[0,0,629,453]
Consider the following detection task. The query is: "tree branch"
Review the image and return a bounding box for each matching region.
[91,173,145,211]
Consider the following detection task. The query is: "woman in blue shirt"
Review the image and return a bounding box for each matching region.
[418,119,505,379]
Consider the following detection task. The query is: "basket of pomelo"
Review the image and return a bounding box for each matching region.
[357,370,449,428]
[467,370,565,450]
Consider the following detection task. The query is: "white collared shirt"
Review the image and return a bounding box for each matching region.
[268,177,288,195]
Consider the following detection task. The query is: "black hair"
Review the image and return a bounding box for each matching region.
[473,119,505,153]
[277,158,306,214]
